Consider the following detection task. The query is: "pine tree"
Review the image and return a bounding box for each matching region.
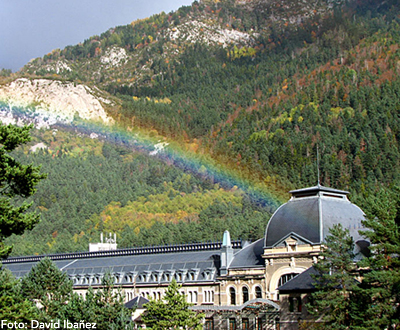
[0,266,39,323]
[307,224,360,329]
[60,272,134,330]
[357,188,400,329]
[142,278,204,330]
[0,123,46,258]
[20,257,73,319]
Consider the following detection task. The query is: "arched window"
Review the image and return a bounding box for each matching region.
[255,286,262,299]
[278,273,298,287]
[229,287,236,305]
[204,290,214,303]
[242,286,249,303]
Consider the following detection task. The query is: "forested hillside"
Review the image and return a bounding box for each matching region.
[6,130,269,256]
[3,0,400,255]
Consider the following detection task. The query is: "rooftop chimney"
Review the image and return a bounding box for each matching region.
[89,232,117,252]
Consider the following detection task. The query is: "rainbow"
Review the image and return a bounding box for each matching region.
[0,99,282,213]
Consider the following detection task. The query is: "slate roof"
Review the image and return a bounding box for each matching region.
[265,185,366,247]
[277,267,319,293]
[5,251,219,284]
[229,238,264,269]
[125,296,149,309]
[4,241,242,286]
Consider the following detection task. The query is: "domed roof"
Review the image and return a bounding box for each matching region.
[264,185,366,248]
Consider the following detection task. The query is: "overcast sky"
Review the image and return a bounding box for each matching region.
[0,0,193,72]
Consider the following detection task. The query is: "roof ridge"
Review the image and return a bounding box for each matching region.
[3,240,243,264]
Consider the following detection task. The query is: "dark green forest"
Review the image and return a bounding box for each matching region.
[3,0,400,255]
[6,130,269,256]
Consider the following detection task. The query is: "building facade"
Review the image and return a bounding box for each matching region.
[3,184,367,329]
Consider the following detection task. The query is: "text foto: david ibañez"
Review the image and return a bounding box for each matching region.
[1,320,97,329]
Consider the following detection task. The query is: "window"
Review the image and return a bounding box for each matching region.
[289,297,302,313]
[255,286,262,299]
[204,290,214,303]
[242,318,249,330]
[229,318,236,330]
[278,273,298,287]
[204,318,213,330]
[230,287,236,305]
[242,286,249,303]
[188,291,198,303]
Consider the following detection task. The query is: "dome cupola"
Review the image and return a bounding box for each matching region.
[264,184,366,248]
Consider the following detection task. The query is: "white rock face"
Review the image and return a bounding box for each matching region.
[100,47,128,67]
[149,142,169,156]
[30,142,48,152]
[0,78,114,128]
[44,60,72,73]
[167,21,257,47]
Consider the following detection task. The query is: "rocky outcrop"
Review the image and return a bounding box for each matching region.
[0,78,114,128]
[166,20,257,47]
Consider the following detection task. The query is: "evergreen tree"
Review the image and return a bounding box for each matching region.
[60,272,134,330]
[357,188,400,329]
[20,257,73,320]
[142,278,204,330]
[307,224,360,329]
[0,265,39,323]
[0,123,46,258]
